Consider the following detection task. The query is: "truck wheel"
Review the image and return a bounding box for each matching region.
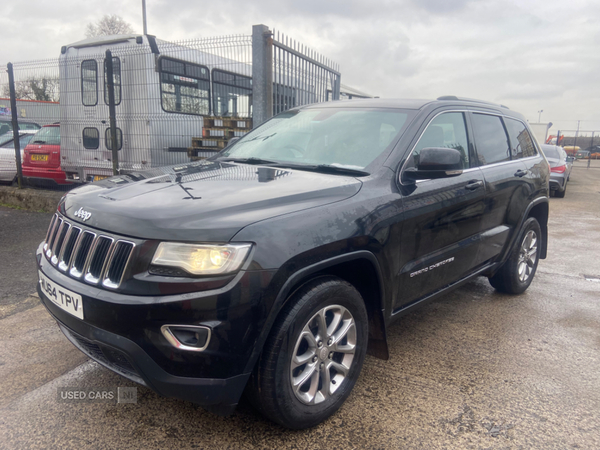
[555,183,566,198]
[489,217,541,294]
[247,276,368,429]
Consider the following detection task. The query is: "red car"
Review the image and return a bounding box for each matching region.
[23,124,73,186]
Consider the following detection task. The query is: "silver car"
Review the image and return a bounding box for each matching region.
[541,144,573,198]
[0,130,38,183]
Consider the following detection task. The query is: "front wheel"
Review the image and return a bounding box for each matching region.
[247,276,368,429]
[489,217,542,294]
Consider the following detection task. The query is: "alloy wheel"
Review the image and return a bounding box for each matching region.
[518,230,538,283]
[290,304,357,405]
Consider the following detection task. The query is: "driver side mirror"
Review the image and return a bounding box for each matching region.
[404,147,464,181]
[566,156,574,163]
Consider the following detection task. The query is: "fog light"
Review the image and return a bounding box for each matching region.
[161,325,211,352]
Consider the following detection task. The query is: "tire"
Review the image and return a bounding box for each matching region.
[247,276,368,429]
[555,183,566,198]
[489,217,542,294]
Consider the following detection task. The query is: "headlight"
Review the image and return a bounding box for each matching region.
[151,243,252,275]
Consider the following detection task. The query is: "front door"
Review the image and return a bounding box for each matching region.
[394,111,486,311]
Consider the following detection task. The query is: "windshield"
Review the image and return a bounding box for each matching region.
[217,108,412,170]
[31,126,60,145]
[0,133,15,146]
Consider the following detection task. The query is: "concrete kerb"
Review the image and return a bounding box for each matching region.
[0,186,63,213]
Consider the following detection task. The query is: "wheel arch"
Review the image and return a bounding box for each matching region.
[243,251,389,375]
[527,199,549,259]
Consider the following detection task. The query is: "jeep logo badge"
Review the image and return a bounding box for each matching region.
[74,207,92,222]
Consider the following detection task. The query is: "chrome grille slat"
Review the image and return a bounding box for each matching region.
[70,231,96,278]
[84,237,114,284]
[46,217,63,258]
[43,214,58,252]
[103,241,135,289]
[51,222,71,265]
[43,214,135,289]
[58,227,81,272]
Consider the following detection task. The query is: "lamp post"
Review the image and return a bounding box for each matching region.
[142,0,147,35]
[538,110,543,122]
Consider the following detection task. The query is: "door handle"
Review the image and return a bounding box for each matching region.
[515,169,527,177]
[465,180,484,190]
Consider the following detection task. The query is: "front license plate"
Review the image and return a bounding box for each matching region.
[93,175,108,181]
[38,271,84,320]
[31,154,48,161]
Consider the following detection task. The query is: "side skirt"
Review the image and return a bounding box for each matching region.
[389,262,497,321]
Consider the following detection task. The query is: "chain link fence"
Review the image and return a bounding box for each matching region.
[1,25,344,191]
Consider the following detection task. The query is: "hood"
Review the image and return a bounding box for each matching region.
[59,161,362,242]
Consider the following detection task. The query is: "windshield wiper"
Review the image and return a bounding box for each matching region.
[275,163,369,177]
[219,157,280,166]
[219,158,369,176]
[33,140,47,144]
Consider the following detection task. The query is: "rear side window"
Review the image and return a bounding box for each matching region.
[83,127,99,149]
[406,112,470,170]
[471,113,510,165]
[81,60,98,106]
[105,128,123,150]
[504,118,537,159]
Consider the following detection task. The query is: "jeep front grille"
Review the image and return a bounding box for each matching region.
[43,213,135,289]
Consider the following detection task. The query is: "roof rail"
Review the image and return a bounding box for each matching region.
[437,96,509,109]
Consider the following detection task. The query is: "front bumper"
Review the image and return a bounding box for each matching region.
[36,244,276,414]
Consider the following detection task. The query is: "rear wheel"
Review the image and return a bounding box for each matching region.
[489,217,541,294]
[247,276,368,429]
[555,183,567,198]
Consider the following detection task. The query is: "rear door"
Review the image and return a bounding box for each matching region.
[395,111,486,310]
[470,113,531,265]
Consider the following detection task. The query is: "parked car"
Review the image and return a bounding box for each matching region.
[541,144,572,198]
[562,145,580,157]
[575,150,590,159]
[22,124,73,187]
[36,97,549,429]
[0,130,38,183]
[0,118,41,137]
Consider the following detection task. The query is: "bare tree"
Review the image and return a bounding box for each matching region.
[85,15,135,38]
[2,77,59,102]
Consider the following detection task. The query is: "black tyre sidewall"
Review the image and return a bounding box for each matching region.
[259,277,368,429]
[490,217,542,294]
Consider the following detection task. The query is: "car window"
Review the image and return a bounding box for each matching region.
[219,108,411,170]
[20,135,34,147]
[20,123,41,131]
[471,113,510,165]
[405,112,470,170]
[31,126,60,145]
[504,118,537,159]
[0,133,34,148]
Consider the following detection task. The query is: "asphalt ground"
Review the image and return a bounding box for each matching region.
[0,160,599,449]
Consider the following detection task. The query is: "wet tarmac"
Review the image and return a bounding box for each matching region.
[1,161,599,449]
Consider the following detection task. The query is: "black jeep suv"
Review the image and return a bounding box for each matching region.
[37,97,549,429]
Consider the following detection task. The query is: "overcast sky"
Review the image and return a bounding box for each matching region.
[2,0,599,137]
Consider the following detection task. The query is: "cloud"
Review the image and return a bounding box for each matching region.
[0,0,598,133]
